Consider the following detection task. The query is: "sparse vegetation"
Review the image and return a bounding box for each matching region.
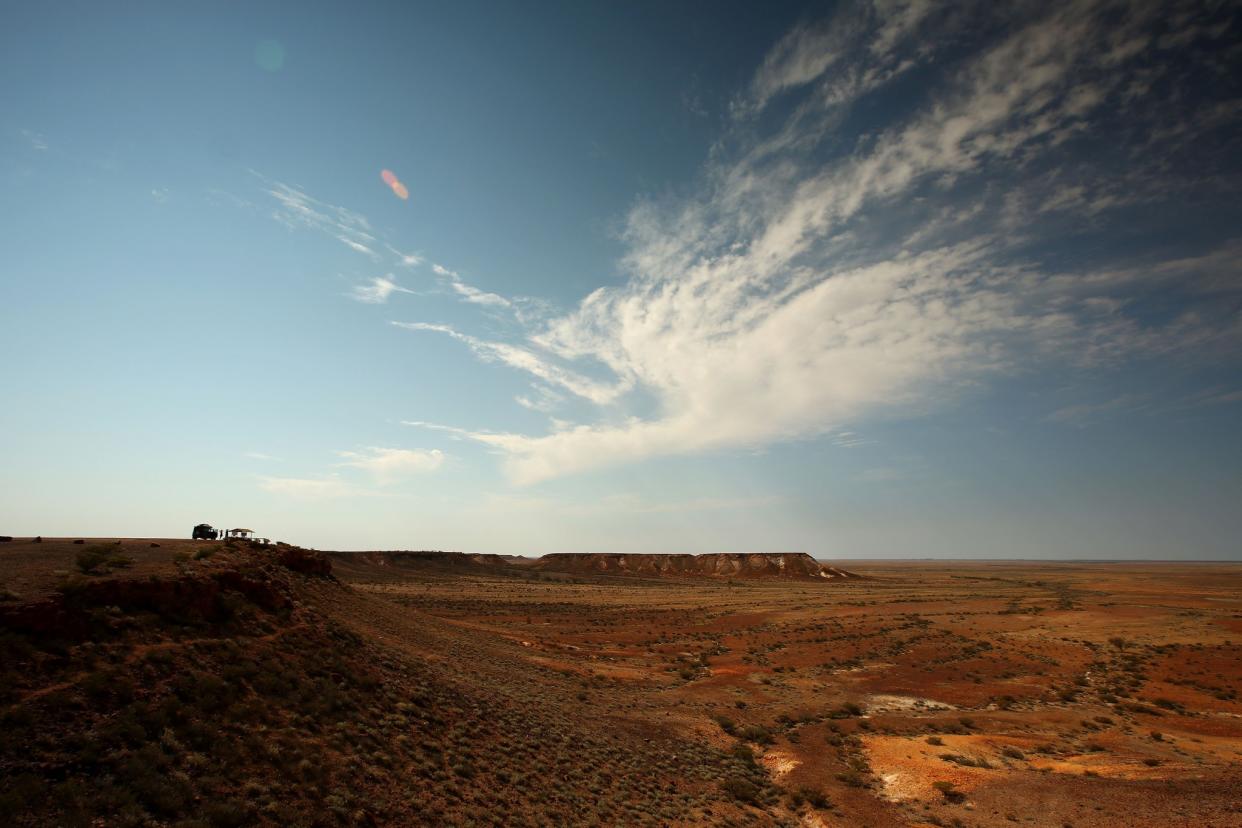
[75,544,134,574]
[2,541,1239,826]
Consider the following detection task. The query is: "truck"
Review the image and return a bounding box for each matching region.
[192,523,219,540]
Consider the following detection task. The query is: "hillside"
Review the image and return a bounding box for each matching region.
[534,552,857,580]
[0,538,783,826]
[5,539,1238,828]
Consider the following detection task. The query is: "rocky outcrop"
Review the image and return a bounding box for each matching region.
[276,545,334,576]
[533,552,857,580]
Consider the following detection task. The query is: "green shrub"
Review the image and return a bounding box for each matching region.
[721,778,759,804]
[738,724,773,745]
[730,743,756,765]
[75,545,133,574]
[835,769,867,787]
[796,786,829,809]
[76,546,112,574]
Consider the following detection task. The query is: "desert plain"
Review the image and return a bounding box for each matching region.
[2,537,1240,827]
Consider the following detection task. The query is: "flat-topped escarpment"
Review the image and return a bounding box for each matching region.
[325,550,535,583]
[328,550,519,568]
[533,552,857,580]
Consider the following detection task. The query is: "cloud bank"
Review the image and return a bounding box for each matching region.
[393,0,1240,484]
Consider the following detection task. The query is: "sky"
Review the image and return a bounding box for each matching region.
[2,1,1240,559]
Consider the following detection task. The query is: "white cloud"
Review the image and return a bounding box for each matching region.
[515,387,565,413]
[244,451,279,461]
[1047,394,1149,426]
[392,322,623,405]
[264,177,380,259]
[743,18,849,114]
[736,0,951,118]
[339,237,376,256]
[428,262,513,307]
[258,475,357,498]
[21,129,48,151]
[395,1,1240,485]
[257,180,527,321]
[350,275,413,304]
[386,245,424,267]
[450,280,511,307]
[335,447,445,483]
[479,491,780,517]
[462,244,1035,484]
[595,493,782,515]
[858,467,909,483]
[870,0,938,58]
[831,431,873,449]
[402,420,492,442]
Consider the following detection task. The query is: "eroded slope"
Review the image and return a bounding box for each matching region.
[0,539,784,827]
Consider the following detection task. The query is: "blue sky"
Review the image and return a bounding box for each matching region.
[2,1,1240,558]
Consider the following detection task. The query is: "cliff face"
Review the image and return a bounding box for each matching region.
[319,550,856,583]
[534,552,856,580]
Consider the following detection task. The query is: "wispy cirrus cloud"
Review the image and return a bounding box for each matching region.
[335,446,445,483]
[386,245,424,267]
[257,447,443,498]
[391,322,623,405]
[21,128,48,151]
[450,280,511,307]
[858,467,910,483]
[478,491,781,517]
[258,177,522,315]
[350,275,414,304]
[1046,394,1150,426]
[258,475,360,498]
[397,0,1242,485]
[264,177,381,260]
[427,263,512,308]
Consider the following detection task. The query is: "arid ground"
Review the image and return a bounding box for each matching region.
[2,538,1240,827]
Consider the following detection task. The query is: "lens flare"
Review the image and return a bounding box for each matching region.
[381,169,409,200]
[254,39,285,72]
